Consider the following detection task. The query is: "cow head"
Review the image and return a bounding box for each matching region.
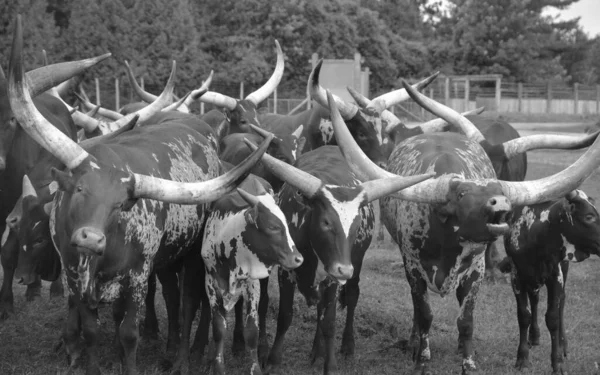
[245,139,432,283]
[199,40,284,135]
[249,124,305,165]
[237,180,303,271]
[436,179,512,243]
[557,190,600,261]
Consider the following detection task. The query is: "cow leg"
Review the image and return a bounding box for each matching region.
[157,266,181,355]
[63,295,83,368]
[404,266,433,375]
[119,291,143,375]
[484,242,499,282]
[172,254,207,374]
[142,271,159,339]
[243,279,263,375]
[559,261,569,358]
[205,273,227,375]
[315,280,339,374]
[376,204,385,242]
[112,295,127,361]
[24,275,42,301]
[512,274,532,370]
[190,265,212,358]
[0,229,18,319]
[455,254,484,375]
[49,278,65,298]
[310,294,325,365]
[232,299,245,356]
[527,288,541,346]
[340,258,365,357]
[546,272,565,374]
[266,269,296,371]
[80,303,101,375]
[257,277,270,367]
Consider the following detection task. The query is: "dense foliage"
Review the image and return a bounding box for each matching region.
[0,0,598,96]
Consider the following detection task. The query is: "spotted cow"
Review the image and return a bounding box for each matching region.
[501,189,600,374]
[191,175,303,375]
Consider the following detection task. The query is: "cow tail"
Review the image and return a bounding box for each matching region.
[338,284,348,310]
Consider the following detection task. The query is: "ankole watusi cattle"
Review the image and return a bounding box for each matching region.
[242,95,435,374]
[7,15,272,374]
[499,189,600,374]
[329,80,600,374]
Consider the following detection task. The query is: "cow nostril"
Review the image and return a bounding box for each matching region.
[294,256,303,264]
[490,198,497,205]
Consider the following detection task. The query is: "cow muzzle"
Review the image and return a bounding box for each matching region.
[6,213,20,230]
[280,251,304,270]
[70,227,106,256]
[328,262,354,283]
[486,195,511,235]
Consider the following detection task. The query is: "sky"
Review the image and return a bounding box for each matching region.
[544,0,600,38]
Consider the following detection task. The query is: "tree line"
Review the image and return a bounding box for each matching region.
[1,0,597,98]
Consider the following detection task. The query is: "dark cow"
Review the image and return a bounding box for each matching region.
[7,18,270,374]
[219,124,305,192]
[244,116,434,374]
[0,49,108,316]
[330,84,600,374]
[501,189,600,373]
[201,176,303,375]
[198,41,284,135]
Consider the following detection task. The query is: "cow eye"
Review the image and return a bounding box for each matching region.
[585,214,596,223]
[458,191,466,200]
[33,238,44,245]
[76,186,83,192]
[357,132,367,141]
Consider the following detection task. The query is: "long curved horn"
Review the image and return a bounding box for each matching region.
[22,175,37,197]
[132,135,273,204]
[69,61,177,134]
[347,86,404,132]
[162,91,193,112]
[86,104,101,118]
[244,139,322,198]
[498,133,600,205]
[327,89,454,203]
[237,188,260,207]
[412,106,486,134]
[360,174,434,203]
[0,64,5,80]
[371,72,440,109]
[183,70,214,107]
[402,79,486,143]
[498,131,600,159]
[79,115,139,149]
[74,92,124,121]
[308,59,358,120]
[124,60,158,103]
[245,40,284,106]
[199,90,238,111]
[249,124,282,143]
[8,17,90,170]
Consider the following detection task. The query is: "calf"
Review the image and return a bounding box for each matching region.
[503,189,600,374]
[175,175,304,375]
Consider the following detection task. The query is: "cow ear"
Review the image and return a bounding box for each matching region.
[244,207,258,227]
[50,168,74,192]
[297,137,306,156]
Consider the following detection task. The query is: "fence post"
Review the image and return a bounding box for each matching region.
[573,83,579,115]
[464,78,470,111]
[495,77,501,111]
[200,79,205,114]
[115,78,120,111]
[274,87,278,114]
[517,83,523,113]
[444,76,450,105]
[239,82,244,99]
[95,78,100,106]
[546,82,552,114]
[141,77,144,90]
[596,85,600,114]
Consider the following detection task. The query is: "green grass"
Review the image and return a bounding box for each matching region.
[2,149,600,375]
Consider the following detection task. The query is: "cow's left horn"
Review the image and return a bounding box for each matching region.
[309,59,358,120]
[245,40,284,106]
[237,188,260,207]
[402,79,486,143]
[498,131,600,159]
[132,135,273,204]
[370,72,439,109]
[8,15,90,170]
[249,124,282,143]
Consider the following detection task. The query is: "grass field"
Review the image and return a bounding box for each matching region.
[2,148,600,375]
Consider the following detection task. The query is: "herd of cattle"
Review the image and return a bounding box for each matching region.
[2,16,600,375]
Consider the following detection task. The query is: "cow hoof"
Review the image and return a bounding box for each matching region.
[411,363,432,375]
[231,339,245,357]
[250,363,263,375]
[340,337,355,357]
[515,358,531,370]
[25,287,42,302]
[0,304,13,320]
[258,342,269,369]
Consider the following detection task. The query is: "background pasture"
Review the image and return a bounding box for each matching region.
[1,124,600,375]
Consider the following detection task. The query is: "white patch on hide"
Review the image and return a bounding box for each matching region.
[540,210,550,223]
[319,119,334,144]
[1,226,9,247]
[510,207,537,250]
[321,185,366,238]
